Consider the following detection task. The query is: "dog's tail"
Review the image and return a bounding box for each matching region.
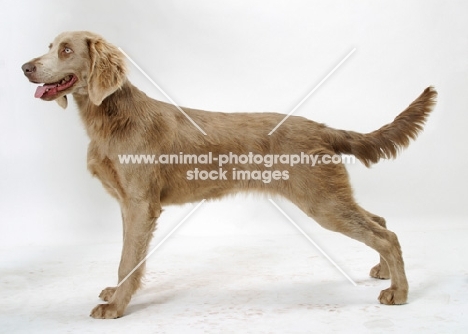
[323,87,437,167]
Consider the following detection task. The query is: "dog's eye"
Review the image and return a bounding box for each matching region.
[63,47,73,54]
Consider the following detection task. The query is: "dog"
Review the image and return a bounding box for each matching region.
[22,31,437,319]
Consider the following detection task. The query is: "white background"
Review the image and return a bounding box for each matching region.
[1,1,467,332]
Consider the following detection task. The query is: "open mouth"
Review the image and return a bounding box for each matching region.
[34,75,78,99]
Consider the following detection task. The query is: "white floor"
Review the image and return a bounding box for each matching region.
[1,216,467,333]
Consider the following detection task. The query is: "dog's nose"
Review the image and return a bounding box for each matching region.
[22,62,36,76]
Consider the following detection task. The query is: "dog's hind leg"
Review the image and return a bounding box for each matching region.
[287,162,408,304]
[360,208,391,280]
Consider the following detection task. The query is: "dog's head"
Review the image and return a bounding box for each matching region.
[21,31,127,109]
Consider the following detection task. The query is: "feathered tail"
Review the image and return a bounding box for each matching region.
[323,87,437,167]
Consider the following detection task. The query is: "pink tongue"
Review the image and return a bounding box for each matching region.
[34,86,47,98]
[34,84,55,98]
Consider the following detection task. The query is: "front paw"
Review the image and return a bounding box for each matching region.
[90,303,123,319]
[378,287,408,305]
[99,287,117,302]
[370,263,390,279]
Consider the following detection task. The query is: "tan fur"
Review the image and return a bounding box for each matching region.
[22,31,437,319]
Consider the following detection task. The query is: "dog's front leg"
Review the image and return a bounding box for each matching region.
[90,199,160,319]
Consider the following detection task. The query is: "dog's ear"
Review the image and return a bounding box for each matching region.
[55,95,68,109]
[87,37,127,106]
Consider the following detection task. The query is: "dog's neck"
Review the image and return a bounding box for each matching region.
[72,80,145,143]
[72,79,133,112]
[73,80,174,150]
